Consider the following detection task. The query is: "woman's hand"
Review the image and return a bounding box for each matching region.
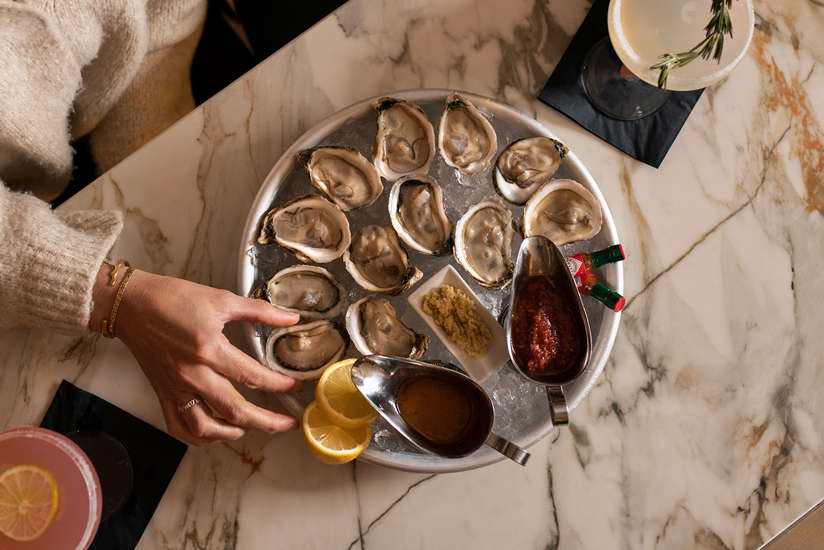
[90,266,302,445]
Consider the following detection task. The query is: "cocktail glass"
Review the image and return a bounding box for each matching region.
[581,0,755,120]
[0,428,102,550]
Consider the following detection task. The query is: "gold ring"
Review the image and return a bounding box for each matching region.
[178,398,201,414]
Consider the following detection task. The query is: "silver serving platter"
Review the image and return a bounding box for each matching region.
[237,89,623,473]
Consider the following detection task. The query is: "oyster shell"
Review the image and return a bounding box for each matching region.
[297,146,383,211]
[388,176,453,256]
[437,93,497,175]
[372,98,436,181]
[265,265,345,320]
[344,225,422,295]
[521,179,602,245]
[454,196,514,289]
[265,320,348,380]
[494,137,569,204]
[257,195,351,263]
[345,296,429,358]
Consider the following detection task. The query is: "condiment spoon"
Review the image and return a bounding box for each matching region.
[351,355,530,466]
[505,236,593,425]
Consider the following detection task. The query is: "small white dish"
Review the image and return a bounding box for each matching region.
[407,265,509,383]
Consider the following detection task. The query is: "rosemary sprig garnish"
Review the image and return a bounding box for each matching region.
[650,0,734,89]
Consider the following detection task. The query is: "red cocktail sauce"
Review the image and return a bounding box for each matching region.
[511,276,586,379]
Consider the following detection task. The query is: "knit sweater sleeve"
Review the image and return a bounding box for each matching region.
[0,183,123,333]
[0,3,85,200]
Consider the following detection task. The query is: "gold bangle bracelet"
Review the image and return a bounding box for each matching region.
[108,259,130,286]
[101,260,134,338]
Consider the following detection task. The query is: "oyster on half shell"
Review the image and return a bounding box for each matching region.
[494,137,569,204]
[454,196,514,289]
[345,296,429,358]
[372,98,436,181]
[257,195,350,263]
[388,176,453,256]
[521,179,602,246]
[297,146,383,211]
[437,93,497,175]
[344,225,422,295]
[265,320,348,380]
[265,265,345,320]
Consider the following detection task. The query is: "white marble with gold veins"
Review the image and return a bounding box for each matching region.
[2,0,823,548]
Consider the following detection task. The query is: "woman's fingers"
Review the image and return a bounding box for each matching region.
[199,373,299,434]
[178,397,247,441]
[159,398,213,446]
[228,295,300,328]
[216,340,302,393]
[118,273,305,444]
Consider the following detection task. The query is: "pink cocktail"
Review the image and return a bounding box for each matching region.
[0,428,102,550]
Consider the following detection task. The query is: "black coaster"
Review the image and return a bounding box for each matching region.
[538,0,703,168]
[41,380,187,550]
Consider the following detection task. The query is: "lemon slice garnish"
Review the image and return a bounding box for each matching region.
[302,401,372,464]
[0,464,59,542]
[315,358,377,429]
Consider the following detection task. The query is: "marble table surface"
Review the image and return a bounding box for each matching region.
[2,0,823,548]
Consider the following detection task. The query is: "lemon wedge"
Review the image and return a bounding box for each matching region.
[315,358,377,429]
[302,401,372,464]
[0,464,59,542]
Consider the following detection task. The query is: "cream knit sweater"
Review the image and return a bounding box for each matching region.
[0,0,207,333]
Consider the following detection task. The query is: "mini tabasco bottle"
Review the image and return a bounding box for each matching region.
[576,273,625,312]
[565,244,625,280]
[565,244,626,312]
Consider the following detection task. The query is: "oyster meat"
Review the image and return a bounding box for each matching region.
[265,320,348,380]
[521,179,602,245]
[454,196,514,289]
[372,98,436,181]
[494,137,569,204]
[437,93,497,175]
[388,176,452,256]
[265,265,345,320]
[257,195,350,263]
[344,225,422,295]
[297,146,383,211]
[345,296,429,358]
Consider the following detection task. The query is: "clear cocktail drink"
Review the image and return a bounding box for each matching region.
[609,0,755,90]
[581,0,755,119]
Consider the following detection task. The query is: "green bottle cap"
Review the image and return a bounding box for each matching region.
[589,244,625,268]
[590,282,625,312]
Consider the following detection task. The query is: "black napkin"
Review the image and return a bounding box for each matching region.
[538,0,703,168]
[41,380,187,550]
